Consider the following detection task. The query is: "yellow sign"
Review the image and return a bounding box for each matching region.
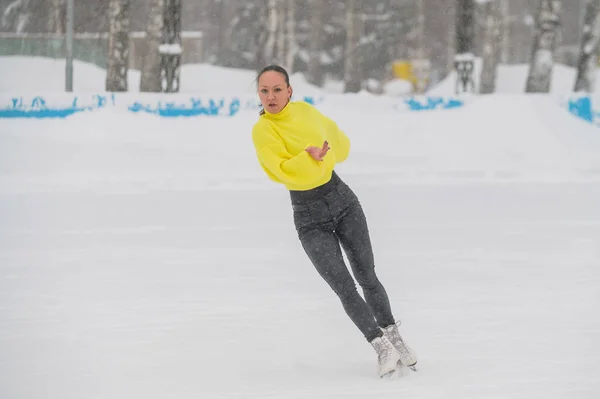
[392,59,430,94]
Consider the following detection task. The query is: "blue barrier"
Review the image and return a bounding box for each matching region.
[567,96,594,123]
[128,98,242,117]
[402,96,465,111]
[3,94,598,122]
[0,94,116,118]
[0,94,323,119]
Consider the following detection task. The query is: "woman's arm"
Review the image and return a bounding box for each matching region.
[252,123,334,186]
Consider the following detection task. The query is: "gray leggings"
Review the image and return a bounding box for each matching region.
[290,172,395,342]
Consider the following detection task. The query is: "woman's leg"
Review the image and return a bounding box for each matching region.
[335,200,396,329]
[297,224,383,342]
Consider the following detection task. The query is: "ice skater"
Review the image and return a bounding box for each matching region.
[250,65,417,378]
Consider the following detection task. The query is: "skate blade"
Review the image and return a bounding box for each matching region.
[380,363,410,379]
[397,360,418,372]
[380,369,400,379]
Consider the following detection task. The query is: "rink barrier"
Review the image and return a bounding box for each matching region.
[3,93,593,121]
[565,95,594,124]
[0,94,323,119]
[1,93,467,119]
[0,94,122,118]
[0,93,468,119]
[399,96,465,111]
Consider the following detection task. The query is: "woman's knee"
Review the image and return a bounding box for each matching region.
[330,277,361,301]
[353,268,380,290]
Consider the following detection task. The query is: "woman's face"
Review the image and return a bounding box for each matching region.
[258,71,292,114]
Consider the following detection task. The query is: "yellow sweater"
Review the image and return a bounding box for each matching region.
[252,101,351,191]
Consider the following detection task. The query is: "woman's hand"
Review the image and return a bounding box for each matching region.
[305,141,330,161]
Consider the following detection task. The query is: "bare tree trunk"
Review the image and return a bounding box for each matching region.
[47,0,64,34]
[455,0,476,94]
[160,0,182,92]
[255,3,269,71]
[140,0,163,92]
[456,0,475,55]
[412,0,427,93]
[344,0,364,93]
[407,0,425,60]
[276,0,286,65]
[106,0,130,92]
[389,0,408,60]
[525,0,561,93]
[574,0,600,92]
[216,0,238,66]
[447,1,456,75]
[480,0,502,94]
[1,0,32,33]
[264,0,278,63]
[307,0,324,85]
[201,0,218,63]
[500,0,511,64]
[285,0,296,72]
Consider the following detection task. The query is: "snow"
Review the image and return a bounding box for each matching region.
[3,54,600,97]
[454,52,476,62]
[0,56,143,93]
[1,56,600,399]
[382,79,413,96]
[427,57,600,95]
[0,56,378,96]
[158,43,183,55]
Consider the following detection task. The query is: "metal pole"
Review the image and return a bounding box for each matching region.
[66,0,74,92]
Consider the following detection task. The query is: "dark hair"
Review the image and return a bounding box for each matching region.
[257,65,291,115]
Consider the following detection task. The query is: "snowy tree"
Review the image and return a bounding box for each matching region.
[106,0,130,92]
[456,0,475,56]
[525,0,561,93]
[264,0,279,64]
[259,0,295,69]
[255,1,270,71]
[160,0,182,93]
[499,0,511,64]
[276,0,286,64]
[285,0,297,72]
[411,0,427,92]
[407,0,426,61]
[574,0,600,92]
[344,0,364,92]
[139,0,182,93]
[306,0,324,85]
[479,0,502,94]
[140,0,163,92]
[1,0,31,33]
[216,1,239,67]
[47,0,65,34]
[455,0,476,93]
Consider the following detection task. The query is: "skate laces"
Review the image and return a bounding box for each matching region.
[386,324,411,357]
[384,321,417,368]
[372,337,393,360]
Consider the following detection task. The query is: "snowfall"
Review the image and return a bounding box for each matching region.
[1,56,600,399]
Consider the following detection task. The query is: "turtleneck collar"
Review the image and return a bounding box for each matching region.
[263,100,293,120]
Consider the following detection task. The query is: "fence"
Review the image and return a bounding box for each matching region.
[0,93,469,119]
[0,31,203,70]
[1,92,597,125]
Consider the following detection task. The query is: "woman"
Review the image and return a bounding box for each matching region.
[251,65,417,378]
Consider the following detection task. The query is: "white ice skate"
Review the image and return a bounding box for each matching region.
[383,322,418,371]
[370,335,402,378]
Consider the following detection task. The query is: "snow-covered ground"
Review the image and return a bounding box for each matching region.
[1,57,600,399]
[427,57,600,95]
[0,56,328,95]
[1,55,596,95]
